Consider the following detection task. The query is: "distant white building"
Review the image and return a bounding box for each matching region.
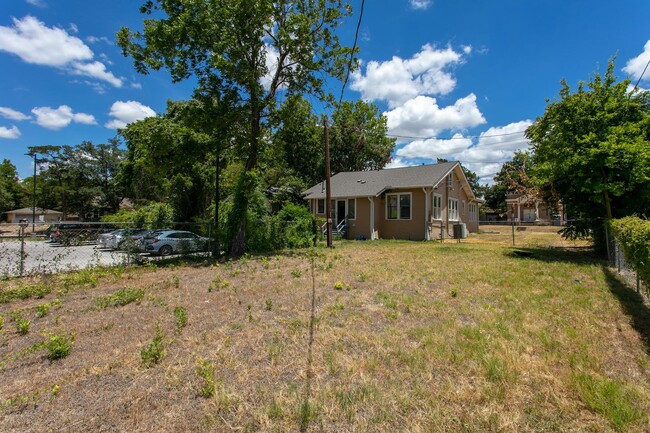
[3,207,62,224]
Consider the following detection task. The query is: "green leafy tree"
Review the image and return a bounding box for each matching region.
[0,159,24,217]
[330,100,396,173]
[118,0,355,255]
[483,151,534,213]
[526,59,650,250]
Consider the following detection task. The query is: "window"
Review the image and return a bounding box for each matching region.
[462,200,465,215]
[347,199,356,220]
[448,198,458,221]
[317,199,324,214]
[432,193,442,220]
[387,193,411,220]
[447,172,453,187]
[469,204,478,221]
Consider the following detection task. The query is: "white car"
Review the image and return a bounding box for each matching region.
[140,230,210,256]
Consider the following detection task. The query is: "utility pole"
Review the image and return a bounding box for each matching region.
[324,117,333,248]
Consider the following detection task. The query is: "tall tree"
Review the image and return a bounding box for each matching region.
[330,100,395,173]
[526,59,650,249]
[0,159,24,217]
[118,0,355,255]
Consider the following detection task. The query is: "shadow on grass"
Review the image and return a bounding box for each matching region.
[504,245,601,265]
[602,267,650,354]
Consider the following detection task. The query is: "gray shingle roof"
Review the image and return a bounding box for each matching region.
[303,161,459,199]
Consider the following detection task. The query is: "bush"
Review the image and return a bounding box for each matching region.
[270,203,317,249]
[610,217,650,287]
[141,324,166,367]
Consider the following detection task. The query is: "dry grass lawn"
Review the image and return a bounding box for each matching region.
[1,229,649,432]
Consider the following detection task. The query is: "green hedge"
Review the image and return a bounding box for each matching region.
[610,217,650,288]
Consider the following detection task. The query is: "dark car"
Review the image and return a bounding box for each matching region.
[50,222,116,246]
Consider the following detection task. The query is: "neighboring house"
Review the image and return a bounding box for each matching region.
[303,161,482,241]
[505,193,564,225]
[3,207,62,224]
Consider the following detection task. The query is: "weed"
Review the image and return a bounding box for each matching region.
[35,302,52,318]
[196,359,217,398]
[173,306,187,332]
[262,256,270,269]
[334,281,344,290]
[451,289,458,298]
[291,268,302,278]
[94,287,144,309]
[0,315,3,330]
[141,323,165,367]
[42,332,75,360]
[357,272,368,282]
[267,398,283,419]
[15,315,30,335]
[264,299,273,311]
[0,284,51,304]
[268,333,284,364]
[171,274,180,288]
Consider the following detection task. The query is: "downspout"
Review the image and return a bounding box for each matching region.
[367,196,375,240]
[422,187,429,241]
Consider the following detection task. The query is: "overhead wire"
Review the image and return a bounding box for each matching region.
[631,57,650,94]
[339,0,365,105]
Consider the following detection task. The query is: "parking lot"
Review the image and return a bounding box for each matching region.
[0,240,140,277]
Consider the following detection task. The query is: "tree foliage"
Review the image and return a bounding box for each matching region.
[118,0,356,255]
[483,151,534,213]
[0,159,23,217]
[526,59,650,250]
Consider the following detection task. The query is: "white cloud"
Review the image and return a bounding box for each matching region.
[410,0,432,10]
[68,23,78,34]
[390,120,533,184]
[31,105,97,130]
[385,94,486,138]
[351,44,466,108]
[385,157,417,169]
[0,16,122,87]
[0,107,31,121]
[86,35,113,45]
[25,0,46,7]
[105,100,156,129]
[396,133,473,159]
[71,61,122,88]
[623,40,650,83]
[0,125,21,139]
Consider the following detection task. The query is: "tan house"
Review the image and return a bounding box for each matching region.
[505,193,564,224]
[303,161,482,241]
[3,207,62,224]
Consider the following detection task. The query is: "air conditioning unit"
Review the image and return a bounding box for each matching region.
[453,223,467,239]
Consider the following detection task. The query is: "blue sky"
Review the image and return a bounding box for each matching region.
[1,0,649,183]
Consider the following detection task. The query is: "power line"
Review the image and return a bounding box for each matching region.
[386,130,528,140]
[631,57,650,94]
[339,0,365,105]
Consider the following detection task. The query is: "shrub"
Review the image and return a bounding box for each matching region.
[15,315,30,335]
[141,324,165,367]
[611,217,650,288]
[173,306,187,331]
[196,359,217,398]
[42,332,75,360]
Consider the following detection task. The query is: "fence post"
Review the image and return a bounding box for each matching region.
[19,222,27,277]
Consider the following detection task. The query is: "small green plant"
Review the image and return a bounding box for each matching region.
[171,274,180,288]
[291,268,302,278]
[264,299,273,311]
[357,272,368,282]
[35,303,50,318]
[141,324,165,367]
[94,287,144,309]
[0,315,4,331]
[42,332,75,360]
[262,256,270,269]
[334,281,344,290]
[196,359,217,398]
[173,306,187,332]
[451,289,458,298]
[15,315,30,335]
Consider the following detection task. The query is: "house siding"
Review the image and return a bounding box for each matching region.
[377,188,426,240]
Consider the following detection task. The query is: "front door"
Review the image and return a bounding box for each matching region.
[336,200,347,226]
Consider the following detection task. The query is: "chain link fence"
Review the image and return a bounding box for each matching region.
[0,222,217,279]
[607,232,648,300]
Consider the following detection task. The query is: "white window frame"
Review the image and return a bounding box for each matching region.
[447,172,453,187]
[386,192,412,220]
[448,198,459,221]
[432,193,442,220]
[469,203,478,222]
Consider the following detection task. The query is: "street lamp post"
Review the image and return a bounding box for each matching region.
[26,151,37,233]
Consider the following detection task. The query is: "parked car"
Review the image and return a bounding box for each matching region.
[50,223,116,245]
[139,230,209,256]
[98,228,150,250]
